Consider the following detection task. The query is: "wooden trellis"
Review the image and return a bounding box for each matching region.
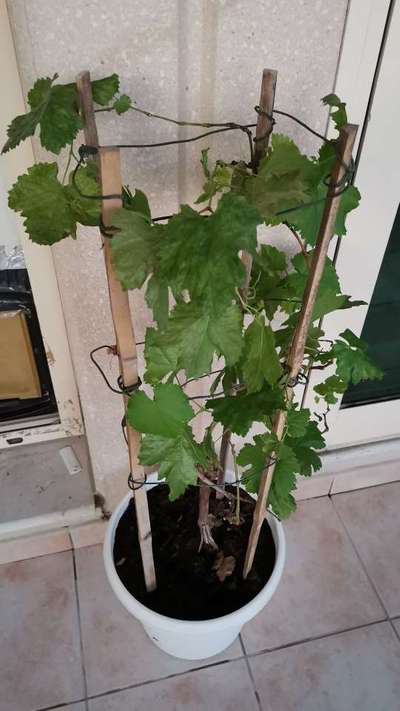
[243,121,358,578]
[76,72,156,593]
[76,68,357,589]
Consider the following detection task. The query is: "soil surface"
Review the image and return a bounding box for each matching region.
[113,484,276,621]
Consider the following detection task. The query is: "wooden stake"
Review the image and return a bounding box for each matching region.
[76,72,156,592]
[219,69,277,480]
[241,69,277,296]
[243,123,358,579]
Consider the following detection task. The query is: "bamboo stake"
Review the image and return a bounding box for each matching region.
[218,69,277,484]
[243,123,358,579]
[76,71,156,592]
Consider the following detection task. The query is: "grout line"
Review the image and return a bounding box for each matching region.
[243,617,387,661]
[66,654,245,706]
[36,701,86,711]
[70,537,90,711]
[389,619,400,644]
[330,496,390,620]
[37,616,396,710]
[239,634,263,711]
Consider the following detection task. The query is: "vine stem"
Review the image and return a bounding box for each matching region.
[61,143,74,184]
[285,222,310,264]
[95,103,248,130]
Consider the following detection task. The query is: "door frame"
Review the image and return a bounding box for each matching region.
[0,0,84,449]
[303,0,399,450]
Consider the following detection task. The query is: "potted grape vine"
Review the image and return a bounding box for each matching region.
[2,71,383,660]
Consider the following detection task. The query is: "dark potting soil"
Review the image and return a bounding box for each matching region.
[113,485,276,621]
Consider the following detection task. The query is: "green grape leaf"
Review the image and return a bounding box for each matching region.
[144,327,180,384]
[285,419,325,477]
[322,93,347,130]
[206,385,284,436]
[258,134,312,178]
[325,329,384,385]
[127,382,193,437]
[145,275,169,331]
[65,162,101,226]
[243,134,310,221]
[145,300,243,381]
[238,411,325,516]
[2,75,81,155]
[122,187,151,219]
[252,245,287,318]
[273,252,363,322]
[8,162,76,244]
[195,160,233,204]
[268,443,299,518]
[289,184,360,246]
[111,207,163,290]
[160,192,261,309]
[237,433,278,493]
[238,435,298,518]
[140,434,202,500]
[91,74,120,105]
[127,383,204,499]
[242,315,282,393]
[314,375,347,405]
[286,407,311,438]
[114,94,132,114]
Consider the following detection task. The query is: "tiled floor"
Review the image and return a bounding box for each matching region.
[1,482,399,711]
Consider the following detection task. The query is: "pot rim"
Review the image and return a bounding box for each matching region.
[103,484,286,632]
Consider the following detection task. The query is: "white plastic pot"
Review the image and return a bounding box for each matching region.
[103,486,285,660]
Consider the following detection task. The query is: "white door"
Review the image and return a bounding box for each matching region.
[304,0,400,449]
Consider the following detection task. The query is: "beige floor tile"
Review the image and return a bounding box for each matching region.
[88,659,258,711]
[70,519,107,549]
[250,622,400,711]
[333,482,400,616]
[0,551,84,711]
[75,544,243,696]
[241,497,385,653]
[0,528,71,565]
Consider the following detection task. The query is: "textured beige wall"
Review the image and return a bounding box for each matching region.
[7,0,349,509]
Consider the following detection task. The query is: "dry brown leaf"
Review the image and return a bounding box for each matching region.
[213,551,236,582]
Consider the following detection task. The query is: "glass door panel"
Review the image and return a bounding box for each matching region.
[341,203,400,408]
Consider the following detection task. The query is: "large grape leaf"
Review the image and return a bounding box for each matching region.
[111,204,169,328]
[65,162,101,226]
[91,74,119,105]
[159,192,261,309]
[3,75,82,155]
[321,329,384,385]
[205,384,284,436]
[251,245,288,318]
[270,252,364,321]
[314,375,347,405]
[127,384,205,499]
[2,73,122,155]
[8,161,102,244]
[127,382,194,437]
[286,181,361,247]
[144,300,243,381]
[8,163,77,244]
[111,208,162,290]
[243,134,310,221]
[237,408,325,517]
[237,435,298,518]
[242,315,282,393]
